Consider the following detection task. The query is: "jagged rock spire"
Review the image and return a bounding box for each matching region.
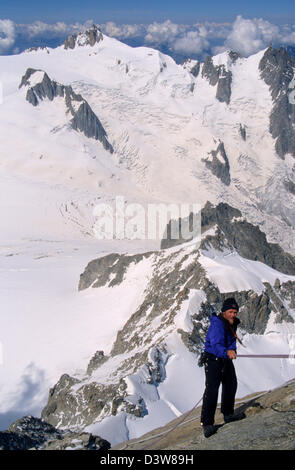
[64,24,104,50]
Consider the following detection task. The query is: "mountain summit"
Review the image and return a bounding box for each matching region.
[63,24,104,50]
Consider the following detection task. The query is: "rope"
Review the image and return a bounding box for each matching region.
[141,395,203,451]
[115,354,295,450]
[117,388,271,450]
[237,354,295,359]
[116,395,204,451]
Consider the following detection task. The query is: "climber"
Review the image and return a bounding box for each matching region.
[200,297,246,438]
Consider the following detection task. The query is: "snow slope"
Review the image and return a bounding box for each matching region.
[0,33,295,250]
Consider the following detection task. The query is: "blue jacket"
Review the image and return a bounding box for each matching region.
[204,313,240,359]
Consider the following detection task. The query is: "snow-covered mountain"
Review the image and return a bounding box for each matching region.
[0,25,295,447]
[1,25,295,248]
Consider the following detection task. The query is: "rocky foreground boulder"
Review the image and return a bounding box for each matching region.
[0,416,110,450]
[112,378,295,450]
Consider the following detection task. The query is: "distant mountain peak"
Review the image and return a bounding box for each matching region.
[19,68,113,153]
[63,24,104,50]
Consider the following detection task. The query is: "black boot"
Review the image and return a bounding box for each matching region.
[224,411,246,423]
[203,424,219,438]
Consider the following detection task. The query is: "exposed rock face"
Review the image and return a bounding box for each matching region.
[201,56,232,104]
[228,50,243,62]
[41,374,126,428]
[161,201,295,275]
[182,59,200,78]
[19,68,113,153]
[284,178,295,195]
[0,415,110,450]
[26,46,50,54]
[202,141,231,185]
[42,431,110,450]
[202,56,220,86]
[239,123,247,141]
[259,46,295,158]
[64,25,103,50]
[78,252,153,291]
[87,350,108,375]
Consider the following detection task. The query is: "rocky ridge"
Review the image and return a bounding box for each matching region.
[202,142,231,186]
[0,415,110,450]
[161,201,295,276]
[259,46,295,159]
[201,55,232,105]
[19,68,113,152]
[184,46,295,161]
[64,25,104,50]
[39,202,295,435]
[183,53,233,105]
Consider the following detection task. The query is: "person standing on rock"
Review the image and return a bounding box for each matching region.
[200,298,246,438]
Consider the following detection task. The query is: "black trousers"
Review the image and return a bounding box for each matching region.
[201,354,237,425]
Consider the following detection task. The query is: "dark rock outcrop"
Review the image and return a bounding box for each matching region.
[78,252,153,291]
[202,56,220,86]
[284,178,295,195]
[41,373,127,428]
[259,46,295,158]
[202,56,232,104]
[228,50,243,63]
[239,123,247,140]
[87,350,108,375]
[19,68,113,152]
[71,101,112,150]
[42,431,110,450]
[0,415,110,450]
[182,59,200,78]
[202,141,231,185]
[161,201,295,275]
[64,24,103,50]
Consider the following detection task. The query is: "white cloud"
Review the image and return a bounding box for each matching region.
[142,20,210,56]
[0,19,16,53]
[194,22,231,40]
[173,30,210,55]
[102,21,143,39]
[24,19,94,38]
[1,16,295,59]
[144,20,185,44]
[224,15,280,56]
[279,24,295,45]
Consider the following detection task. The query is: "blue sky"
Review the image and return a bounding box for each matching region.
[1,0,295,23]
[1,1,295,60]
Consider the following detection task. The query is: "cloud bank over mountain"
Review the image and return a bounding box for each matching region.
[1,15,295,60]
